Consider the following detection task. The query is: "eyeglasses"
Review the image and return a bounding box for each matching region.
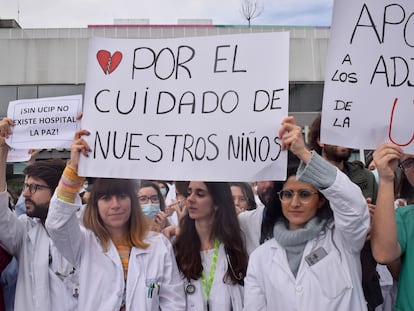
[278,189,318,204]
[138,195,160,204]
[400,158,414,171]
[22,183,50,195]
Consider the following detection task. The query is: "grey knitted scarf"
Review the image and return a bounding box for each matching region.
[273,217,327,277]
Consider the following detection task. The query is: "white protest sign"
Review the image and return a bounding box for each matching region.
[6,95,82,149]
[321,0,414,152]
[79,33,289,181]
[6,148,31,163]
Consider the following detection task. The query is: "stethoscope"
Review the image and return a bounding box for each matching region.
[183,252,243,295]
[185,279,196,295]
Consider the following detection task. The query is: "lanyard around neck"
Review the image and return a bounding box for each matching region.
[200,239,220,303]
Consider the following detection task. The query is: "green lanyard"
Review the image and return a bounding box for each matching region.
[200,239,220,305]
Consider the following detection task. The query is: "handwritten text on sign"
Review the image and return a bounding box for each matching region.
[321,0,414,152]
[79,33,289,181]
[6,95,82,149]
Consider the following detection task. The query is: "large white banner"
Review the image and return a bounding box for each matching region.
[321,0,414,152]
[6,95,82,149]
[79,33,289,181]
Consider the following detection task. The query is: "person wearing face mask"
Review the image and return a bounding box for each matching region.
[137,181,170,232]
[157,181,169,201]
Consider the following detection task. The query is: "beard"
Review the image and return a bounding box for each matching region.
[323,145,352,163]
[25,199,49,220]
[257,182,273,207]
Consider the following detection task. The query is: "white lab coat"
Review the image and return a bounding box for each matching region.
[238,204,265,255]
[244,169,370,311]
[0,191,78,311]
[184,244,244,311]
[46,195,186,311]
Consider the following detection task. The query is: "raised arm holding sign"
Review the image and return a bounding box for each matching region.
[79,33,290,181]
[6,95,82,149]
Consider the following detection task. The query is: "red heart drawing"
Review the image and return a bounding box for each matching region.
[96,50,123,74]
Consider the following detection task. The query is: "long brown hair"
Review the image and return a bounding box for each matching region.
[229,182,257,211]
[83,178,149,251]
[174,182,248,285]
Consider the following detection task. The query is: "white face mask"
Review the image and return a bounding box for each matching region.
[160,188,167,197]
[140,203,160,219]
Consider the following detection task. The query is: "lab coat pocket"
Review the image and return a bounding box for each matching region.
[309,251,351,299]
[208,283,232,310]
[145,278,161,310]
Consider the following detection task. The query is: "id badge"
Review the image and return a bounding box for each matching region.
[305,247,328,266]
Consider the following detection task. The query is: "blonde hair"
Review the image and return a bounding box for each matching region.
[83,178,149,251]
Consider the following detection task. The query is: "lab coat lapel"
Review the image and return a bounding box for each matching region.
[28,223,49,270]
[28,223,51,310]
[105,241,123,268]
[126,246,151,309]
[270,239,296,282]
[295,241,313,282]
[212,244,226,292]
[27,219,44,247]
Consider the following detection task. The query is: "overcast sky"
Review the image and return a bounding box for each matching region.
[0,0,333,28]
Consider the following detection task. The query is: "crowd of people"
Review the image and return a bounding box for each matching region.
[0,114,411,310]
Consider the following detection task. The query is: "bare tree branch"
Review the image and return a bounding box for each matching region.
[240,0,263,27]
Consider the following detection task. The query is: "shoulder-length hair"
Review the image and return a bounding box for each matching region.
[83,178,149,251]
[174,182,248,285]
[229,182,257,211]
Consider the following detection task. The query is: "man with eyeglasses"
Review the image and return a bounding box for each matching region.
[0,118,78,311]
[308,114,382,311]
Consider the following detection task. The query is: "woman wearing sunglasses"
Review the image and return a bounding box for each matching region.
[244,116,370,311]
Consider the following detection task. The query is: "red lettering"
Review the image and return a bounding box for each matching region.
[388,98,414,146]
